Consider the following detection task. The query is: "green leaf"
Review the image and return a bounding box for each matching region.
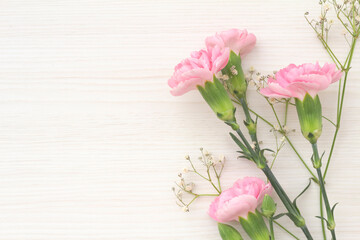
[293,179,312,210]
[272,213,287,220]
[331,203,339,217]
[218,223,244,240]
[230,133,248,153]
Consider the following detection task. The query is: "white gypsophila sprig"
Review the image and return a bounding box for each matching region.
[172,148,225,212]
[305,0,360,69]
[244,67,272,92]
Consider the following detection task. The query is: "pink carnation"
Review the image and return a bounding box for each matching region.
[205,29,256,58]
[209,177,272,223]
[168,46,229,96]
[260,63,342,100]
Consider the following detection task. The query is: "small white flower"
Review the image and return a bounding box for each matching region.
[177,190,183,198]
[230,65,238,75]
[185,183,194,191]
[185,155,190,160]
[218,155,225,164]
[182,167,189,173]
[182,206,189,212]
[203,149,209,156]
[280,136,286,142]
[324,4,330,11]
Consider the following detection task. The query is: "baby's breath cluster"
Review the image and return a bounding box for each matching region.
[305,0,335,42]
[172,148,225,212]
[217,64,240,92]
[245,66,274,91]
[305,0,360,69]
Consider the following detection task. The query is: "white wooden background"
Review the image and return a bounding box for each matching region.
[0,0,359,239]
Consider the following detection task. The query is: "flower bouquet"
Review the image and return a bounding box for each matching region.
[168,1,359,239]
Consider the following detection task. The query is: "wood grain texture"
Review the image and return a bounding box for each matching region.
[0,0,359,239]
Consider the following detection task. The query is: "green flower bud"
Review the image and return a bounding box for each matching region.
[261,194,276,218]
[198,76,239,130]
[295,93,322,144]
[244,119,256,135]
[221,51,247,99]
[239,210,270,240]
[218,223,244,240]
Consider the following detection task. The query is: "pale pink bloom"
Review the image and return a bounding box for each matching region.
[209,177,272,223]
[168,46,229,96]
[205,29,256,58]
[260,63,342,100]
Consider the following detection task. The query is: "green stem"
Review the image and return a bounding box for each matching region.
[322,115,337,128]
[262,165,313,240]
[324,36,357,179]
[238,96,260,151]
[269,218,275,240]
[284,99,289,126]
[273,220,300,240]
[187,195,199,206]
[312,143,336,239]
[270,144,281,169]
[320,191,327,240]
[239,96,252,123]
[248,107,274,128]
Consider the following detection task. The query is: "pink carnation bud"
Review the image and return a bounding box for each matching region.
[260,62,342,100]
[208,177,272,223]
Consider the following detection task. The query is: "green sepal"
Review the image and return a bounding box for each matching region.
[244,120,257,135]
[293,179,312,212]
[261,194,277,218]
[221,51,247,99]
[218,223,244,240]
[239,210,270,240]
[272,213,287,220]
[197,76,238,129]
[327,203,338,230]
[230,133,266,168]
[295,94,322,144]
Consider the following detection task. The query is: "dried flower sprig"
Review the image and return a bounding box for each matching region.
[172,148,225,212]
